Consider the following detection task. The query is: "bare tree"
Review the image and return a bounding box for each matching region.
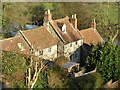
[26,56,45,88]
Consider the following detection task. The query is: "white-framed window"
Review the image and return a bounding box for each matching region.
[70,43,72,47]
[62,24,66,32]
[48,47,51,52]
[76,41,78,45]
[17,43,25,51]
[39,50,43,55]
[35,52,38,56]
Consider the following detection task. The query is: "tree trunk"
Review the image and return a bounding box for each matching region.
[27,59,44,88]
[112,30,119,43]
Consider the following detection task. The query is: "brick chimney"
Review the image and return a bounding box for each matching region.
[91,19,96,29]
[44,9,52,21]
[43,9,52,31]
[70,14,77,29]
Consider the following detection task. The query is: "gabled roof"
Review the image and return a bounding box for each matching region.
[79,28,104,46]
[1,35,29,54]
[21,26,57,50]
[50,17,82,44]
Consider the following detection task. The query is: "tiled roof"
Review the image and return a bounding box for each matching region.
[21,26,57,50]
[79,28,104,46]
[1,35,30,54]
[50,17,82,44]
[102,79,120,88]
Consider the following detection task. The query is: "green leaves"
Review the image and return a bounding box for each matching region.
[2,52,29,88]
[85,40,120,83]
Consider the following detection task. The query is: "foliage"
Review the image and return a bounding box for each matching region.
[69,72,103,89]
[2,2,120,40]
[34,60,103,89]
[2,2,33,37]
[34,64,70,88]
[90,2,119,39]
[2,52,30,88]
[85,41,120,83]
[55,56,70,66]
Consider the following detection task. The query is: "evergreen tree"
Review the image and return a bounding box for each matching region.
[85,41,120,83]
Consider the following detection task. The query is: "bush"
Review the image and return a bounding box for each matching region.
[34,64,70,88]
[69,72,103,89]
[85,41,120,83]
[2,52,30,88]
[54,56,70,66]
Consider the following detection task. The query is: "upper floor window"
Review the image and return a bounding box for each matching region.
[62,24,66,32]
[70,43,72,47]
[76,41,78,45]
[39,50,43,55]
[48,47,51,52]
[57,23,66,33]
[75,52,78,59]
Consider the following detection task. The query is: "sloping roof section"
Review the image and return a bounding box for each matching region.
[21,26,57,50]
[50,17,82,44]
[1,35,29,54]
[79,28,104,46]
[62,62,79,69]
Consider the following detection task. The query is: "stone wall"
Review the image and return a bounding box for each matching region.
[64,39,83,62]
[74,69,96,77]
[49,21,64,57]
[34,45,57,61]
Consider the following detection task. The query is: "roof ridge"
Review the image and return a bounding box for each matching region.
[1,37,15,41]
[54,17,68,21]
[21,26,45,33]
[80,28,93,31]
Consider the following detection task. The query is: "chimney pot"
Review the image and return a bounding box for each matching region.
[93,19,95,23]
[72,15,73,18]
[74,14,76,19]
[47,9,50,14]
[91,19,96,29]
[70,14,77,29]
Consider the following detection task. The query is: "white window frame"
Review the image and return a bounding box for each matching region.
[48,47,51,52]
[62,24,66,32]
[76,41,78,45]
[70,43,73,47]
[39,50,43,56]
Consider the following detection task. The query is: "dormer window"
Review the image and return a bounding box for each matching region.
[57,22,66,33]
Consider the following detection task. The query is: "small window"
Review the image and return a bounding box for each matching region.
[39,50,43,55]
[70,43,72,47]
[76,41,77,45]
[35,52,38,56]
[48,48,51,52]
[75,52,78,59]
[62,24,66,32]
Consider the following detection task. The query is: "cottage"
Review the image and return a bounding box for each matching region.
[1,9,104,62]
[43,9,83,62]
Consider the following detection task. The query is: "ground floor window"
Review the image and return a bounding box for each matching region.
[74,52,78,59]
